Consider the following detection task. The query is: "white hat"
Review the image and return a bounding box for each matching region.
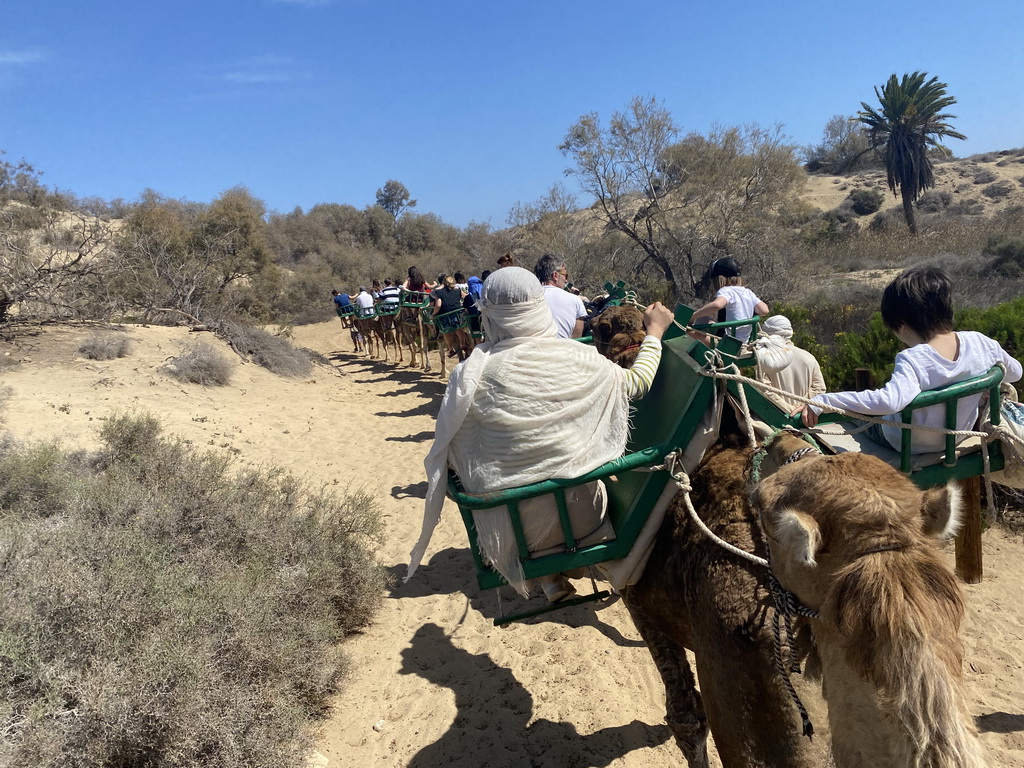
[761,315,793,340]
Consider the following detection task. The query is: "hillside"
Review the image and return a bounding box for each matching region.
[803,149,1024,223]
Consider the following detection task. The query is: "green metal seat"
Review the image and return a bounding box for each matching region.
[449,298,1010,621]
[448,303,749,623]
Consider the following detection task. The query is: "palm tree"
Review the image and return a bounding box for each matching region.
[857,72,966,235]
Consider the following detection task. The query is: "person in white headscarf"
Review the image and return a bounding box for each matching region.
[753,314,826,412]
[406,267,674,601]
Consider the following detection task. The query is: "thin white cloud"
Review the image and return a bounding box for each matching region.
[223,71,293,84]
[0,50,46,66]
[219,55,305,85]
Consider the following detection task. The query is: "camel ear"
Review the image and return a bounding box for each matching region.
[921,482,963,540]
[773,509,822,568]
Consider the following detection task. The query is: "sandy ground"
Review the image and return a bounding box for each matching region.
[2,321,1024,767]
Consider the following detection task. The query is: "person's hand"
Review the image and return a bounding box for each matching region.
[643,302,675,339]
[790,404,819,428]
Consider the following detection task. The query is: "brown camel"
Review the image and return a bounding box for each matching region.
[397,303,432,372]
[620,432,830,768]
[754,434,986,768]
[592,304,828,766]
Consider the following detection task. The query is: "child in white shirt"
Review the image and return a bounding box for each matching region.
[796,267,1023,453]
[691,257,769,343]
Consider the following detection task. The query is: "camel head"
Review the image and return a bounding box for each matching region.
[590,305,646,368]
[751,443,986,767]
[752,445,963,614]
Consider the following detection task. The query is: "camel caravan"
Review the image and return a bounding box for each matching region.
[332,269,483,376]
[404,264,1024,767]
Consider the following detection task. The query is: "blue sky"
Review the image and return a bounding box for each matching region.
[2,0,1022,228]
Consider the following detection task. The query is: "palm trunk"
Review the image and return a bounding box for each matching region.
[901,186,918,236]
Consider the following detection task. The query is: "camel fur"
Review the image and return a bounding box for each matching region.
[754,435,985,768]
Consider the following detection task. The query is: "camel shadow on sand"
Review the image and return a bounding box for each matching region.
[391,548,646,650]
[400,622,670,768]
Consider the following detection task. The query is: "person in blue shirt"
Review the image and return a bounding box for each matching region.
[331,290,354,328]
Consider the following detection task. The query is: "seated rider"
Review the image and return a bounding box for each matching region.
[796,267,1023,454]
[406,267,674,601]
[690,257,768,343]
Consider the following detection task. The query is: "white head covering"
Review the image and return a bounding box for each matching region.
[479,267,557,342]
[754,315,795,374]
[761,315,793,340]
[406,267,630,587]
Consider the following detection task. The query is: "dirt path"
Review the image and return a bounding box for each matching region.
[2,320,1023,767]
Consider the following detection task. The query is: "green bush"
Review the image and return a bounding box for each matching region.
[0,414,386,767]
[848,188,884,216]
[165,342,234,386]
[77,332,132,360]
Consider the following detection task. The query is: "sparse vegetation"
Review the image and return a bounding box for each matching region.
[0,413,386,767]
[219,322,313,378]
[847,188,884,216]
[77,332,132,360]
[165,341,234,386]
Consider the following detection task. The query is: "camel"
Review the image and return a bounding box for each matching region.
[593,304,982,765]
[591,304,828,766]
[397,300,432,372]
[620,431,829,768]
[754,433,986,768]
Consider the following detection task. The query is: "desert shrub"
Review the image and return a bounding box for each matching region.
[165,341,233,386]
[948,197,986,216]
[868,207,906,233]
[0,384,11,422]
[973,169,998,184]
[982,180,1015,200]
[984,234,1024,276]
[77,332,132,360]
[0,413,386,767]
[847,188,884,216]
[916,190,952,213]
[218,322,313,378]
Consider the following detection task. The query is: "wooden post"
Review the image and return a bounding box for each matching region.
[854,368,875,391]
[954,475,983,584]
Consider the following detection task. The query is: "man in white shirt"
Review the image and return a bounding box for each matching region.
[355,286,375,317]
[534,254,587,339]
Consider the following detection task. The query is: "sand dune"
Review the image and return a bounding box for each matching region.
[2,320,1024,767]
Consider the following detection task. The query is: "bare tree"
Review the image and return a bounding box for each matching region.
[561,97,806,300]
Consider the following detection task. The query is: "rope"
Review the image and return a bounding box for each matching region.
[766,564,818,738]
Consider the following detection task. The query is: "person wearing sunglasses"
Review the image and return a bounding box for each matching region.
[533,254,587,339]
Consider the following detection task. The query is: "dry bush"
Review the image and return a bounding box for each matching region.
[165,341,233,386]
[218,322,313,378]
[983,180,1016,200]
[973,169,998,184]
[0,413,386,767]
[77,332,132,360]
[0,384,11,422]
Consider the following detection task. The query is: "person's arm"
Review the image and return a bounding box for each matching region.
[432,297,442,316]
[572,318,585,338]
[691,296,727,324]
[996,344,1024,384]
[622,302,674,399]
[754,300,770,317]
[795,353,922,427]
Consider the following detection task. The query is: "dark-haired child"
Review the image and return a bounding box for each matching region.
[796,267,1022,453]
